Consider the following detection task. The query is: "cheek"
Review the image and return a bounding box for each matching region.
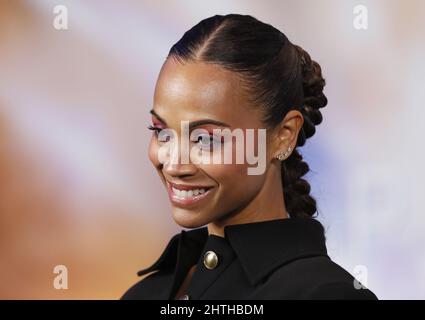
[204,162,264,199]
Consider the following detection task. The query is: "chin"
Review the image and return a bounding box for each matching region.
[172,209,208,229]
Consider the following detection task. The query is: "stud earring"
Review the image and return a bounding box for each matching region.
[276,146,292,161]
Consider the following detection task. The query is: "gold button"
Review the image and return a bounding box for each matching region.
[203,250,219,270]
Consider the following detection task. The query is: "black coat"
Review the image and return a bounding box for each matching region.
[121,218,378,300]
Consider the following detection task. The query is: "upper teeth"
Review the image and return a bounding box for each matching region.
[172,187,207,199]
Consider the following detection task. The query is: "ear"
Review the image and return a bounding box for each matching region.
[272,110,304,159]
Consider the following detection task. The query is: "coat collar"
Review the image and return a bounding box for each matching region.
[137,218,328,286]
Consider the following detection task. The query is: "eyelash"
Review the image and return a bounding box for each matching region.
[147,125,162,135]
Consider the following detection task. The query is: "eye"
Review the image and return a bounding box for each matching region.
[193,133,222,151]
[147,125,173,142]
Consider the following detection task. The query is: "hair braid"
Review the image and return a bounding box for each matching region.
[282,44,328,218]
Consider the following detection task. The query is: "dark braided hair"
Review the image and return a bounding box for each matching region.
[282,45,327,218]
[167,14,328,219]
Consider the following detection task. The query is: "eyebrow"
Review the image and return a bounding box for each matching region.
[150,109,230,129]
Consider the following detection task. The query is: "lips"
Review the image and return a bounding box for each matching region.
[168,181,213,191]
[166,181,214,207]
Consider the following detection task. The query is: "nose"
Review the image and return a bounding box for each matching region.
[164,161,198,178]
[162,137,198,178]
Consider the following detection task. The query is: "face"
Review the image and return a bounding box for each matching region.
[148,58,277,229]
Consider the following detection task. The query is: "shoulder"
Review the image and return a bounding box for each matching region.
[305,281,378,300]
[264,256,378,300]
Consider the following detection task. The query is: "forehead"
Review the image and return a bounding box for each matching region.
[153,59,262,128]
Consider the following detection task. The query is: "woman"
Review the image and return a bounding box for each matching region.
[121,14,377,300]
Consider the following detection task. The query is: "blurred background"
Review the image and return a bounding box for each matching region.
[0,0,424,299]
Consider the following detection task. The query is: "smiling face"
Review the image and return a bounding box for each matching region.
[148,58,294,231]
